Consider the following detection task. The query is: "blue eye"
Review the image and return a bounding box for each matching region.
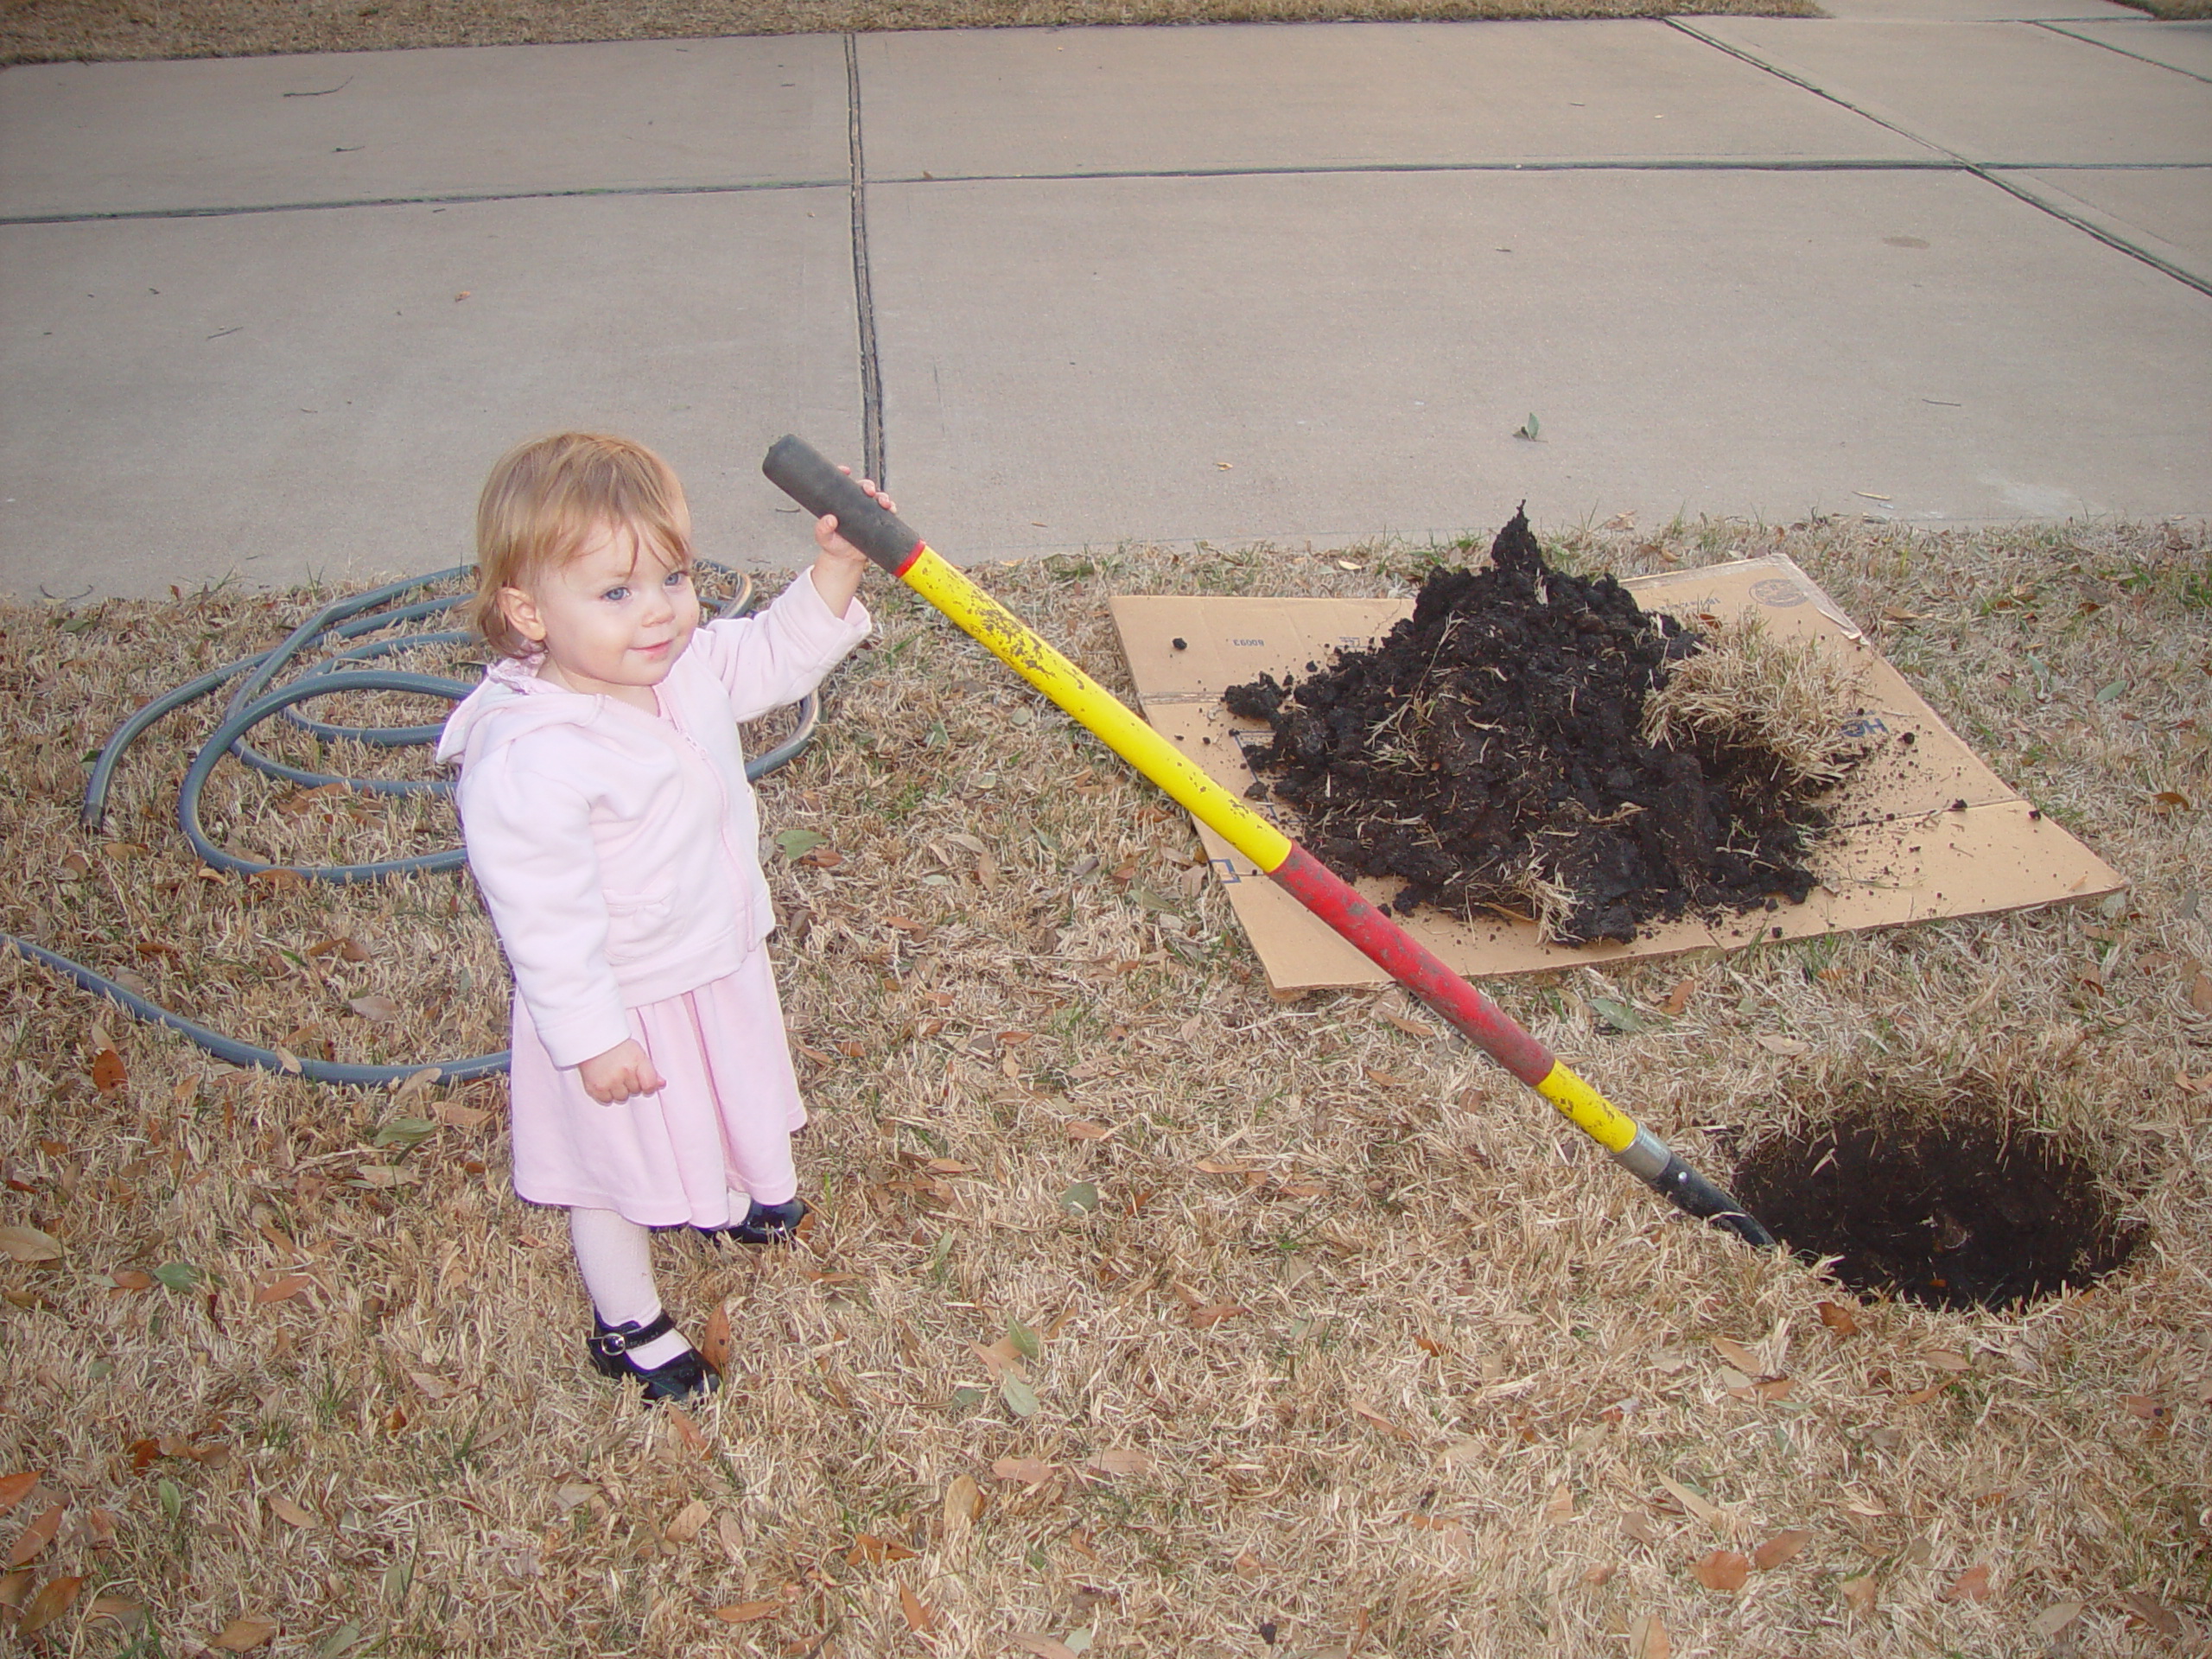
[601,586,629,602]
[664,567,690,588]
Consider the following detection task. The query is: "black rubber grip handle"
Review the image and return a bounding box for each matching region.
[761,435,925,575]
[1649,1154,1777,1249]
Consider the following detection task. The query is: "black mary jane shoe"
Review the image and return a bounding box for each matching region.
[586,1311,719,1403]
[698,1197,807,1248]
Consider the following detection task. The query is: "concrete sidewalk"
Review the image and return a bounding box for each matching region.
[2,7,2207,598]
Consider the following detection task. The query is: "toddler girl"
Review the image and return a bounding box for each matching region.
[438,432,882,1402]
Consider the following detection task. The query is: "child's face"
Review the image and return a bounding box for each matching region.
[498,520,700,709]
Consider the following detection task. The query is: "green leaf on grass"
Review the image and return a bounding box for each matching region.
[1007,1319,1042,1361]
[999,1374,1041,1418]
[371,1116,435,1150]
[1587,996,1648,1034]
[949,1385,985,1414]
[2095,681,2125,702]
[775,829,828,861]
[151,1261,202,1293]
[1058,1180,1100,1216]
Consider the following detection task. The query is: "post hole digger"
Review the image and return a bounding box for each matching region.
[764,435,1777,1249]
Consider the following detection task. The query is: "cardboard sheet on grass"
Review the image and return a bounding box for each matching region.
[1109,556,2123,993]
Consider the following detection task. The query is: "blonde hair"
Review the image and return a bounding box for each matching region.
[466,432,695,658]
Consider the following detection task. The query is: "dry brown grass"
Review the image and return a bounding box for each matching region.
[1642,610,1872,792]
[0,0,1816,68]
[3,518,2209,1656]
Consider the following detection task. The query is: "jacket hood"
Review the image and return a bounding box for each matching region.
[435,655,604,768]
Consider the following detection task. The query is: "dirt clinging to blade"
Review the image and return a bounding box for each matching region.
[1224,509,1852,944]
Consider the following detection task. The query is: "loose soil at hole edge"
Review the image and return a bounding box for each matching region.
[1732,1092,2143,1310]
[1224,509,1853,944]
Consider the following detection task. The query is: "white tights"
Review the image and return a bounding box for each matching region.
[568,1207,693,1370]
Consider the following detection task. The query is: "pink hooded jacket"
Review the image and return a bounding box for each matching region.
[436,575,870,1069]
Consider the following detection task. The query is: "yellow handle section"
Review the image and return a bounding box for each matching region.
[1534,1062,1641,1154]
[901,546,1295,874]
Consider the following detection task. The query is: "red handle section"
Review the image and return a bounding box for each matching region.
[1270,845,1556,1087]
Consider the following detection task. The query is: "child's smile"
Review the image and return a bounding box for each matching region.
[500,521,702,711]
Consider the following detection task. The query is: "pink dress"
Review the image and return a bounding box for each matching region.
[506,941,804,1228]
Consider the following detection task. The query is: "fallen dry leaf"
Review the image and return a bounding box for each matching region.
[267,1496,318,1529]
[346,994,400,1023]
[1755,1034,1810,1056]
[0,1224,62,1263]
[1008,1636,1078,1659]
[1712,1336,1759,1372]
[1921,1347,1971,1372]
[991,1457,1055,1485]
[1660,978,1695,1016]
[86,1592,143,1626]
[91,1047,126,1092]
[211,1614,279,1650]
[254,1274,312,1305]
[943,1474,983,1534]
[2119,1591,2182,1636]
[1840,1574,1878,1616]
[1186,1302,1246,1328]
[16,1573,83,1636]
[2191,970,2212,1017]
[8,1503,65,1567]
[898,1580,934,1633]
[2031,1601,2084,1637]
[1815,1300,1860,1337]
[1064,1119,1111,1140]
[1655,1476,1727,1531]
[0,1472,38,1514]
[1942,1561,1992,1601]
[700,1301,733,1376]
[664,1499,710,1545]
[845,1532,918,1566]
[1541,1484,1574,1524]
[1692,1549,1751,1592]
[1351,1401,1414,1440]
[712,1599,785,1623]
[1085,1448,1153,1477]
[1752,1529,1812,1569]
[1627,1612,1671,1659]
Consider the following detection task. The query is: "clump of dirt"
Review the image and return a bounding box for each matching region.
[1732,1090,2141,1309]
[1224,510,1866,944]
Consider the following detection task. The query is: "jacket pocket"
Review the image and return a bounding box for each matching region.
[601,888,676,965]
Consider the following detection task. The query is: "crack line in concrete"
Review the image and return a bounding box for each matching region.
[0,178,837,228]
[1667,16,2212,301]
[2031,19,2212,87]
[11,161,2205,231]
[847,32,886,488]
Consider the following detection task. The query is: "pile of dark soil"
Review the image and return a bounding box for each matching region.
[1732,1098,2140,1309]
[1224,510,1842,944]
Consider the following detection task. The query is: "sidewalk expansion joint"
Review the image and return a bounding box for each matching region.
[1668,16,2212,302]
[0,178,842,229]
[847,31,886,488]
[2031,20,2212,87]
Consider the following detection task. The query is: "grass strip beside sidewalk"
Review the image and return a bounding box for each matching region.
[4,0,1827,68]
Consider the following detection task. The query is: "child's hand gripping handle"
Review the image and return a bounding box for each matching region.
[763,436,925,575]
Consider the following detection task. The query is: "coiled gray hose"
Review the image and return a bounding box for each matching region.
[3,563,818,1087]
